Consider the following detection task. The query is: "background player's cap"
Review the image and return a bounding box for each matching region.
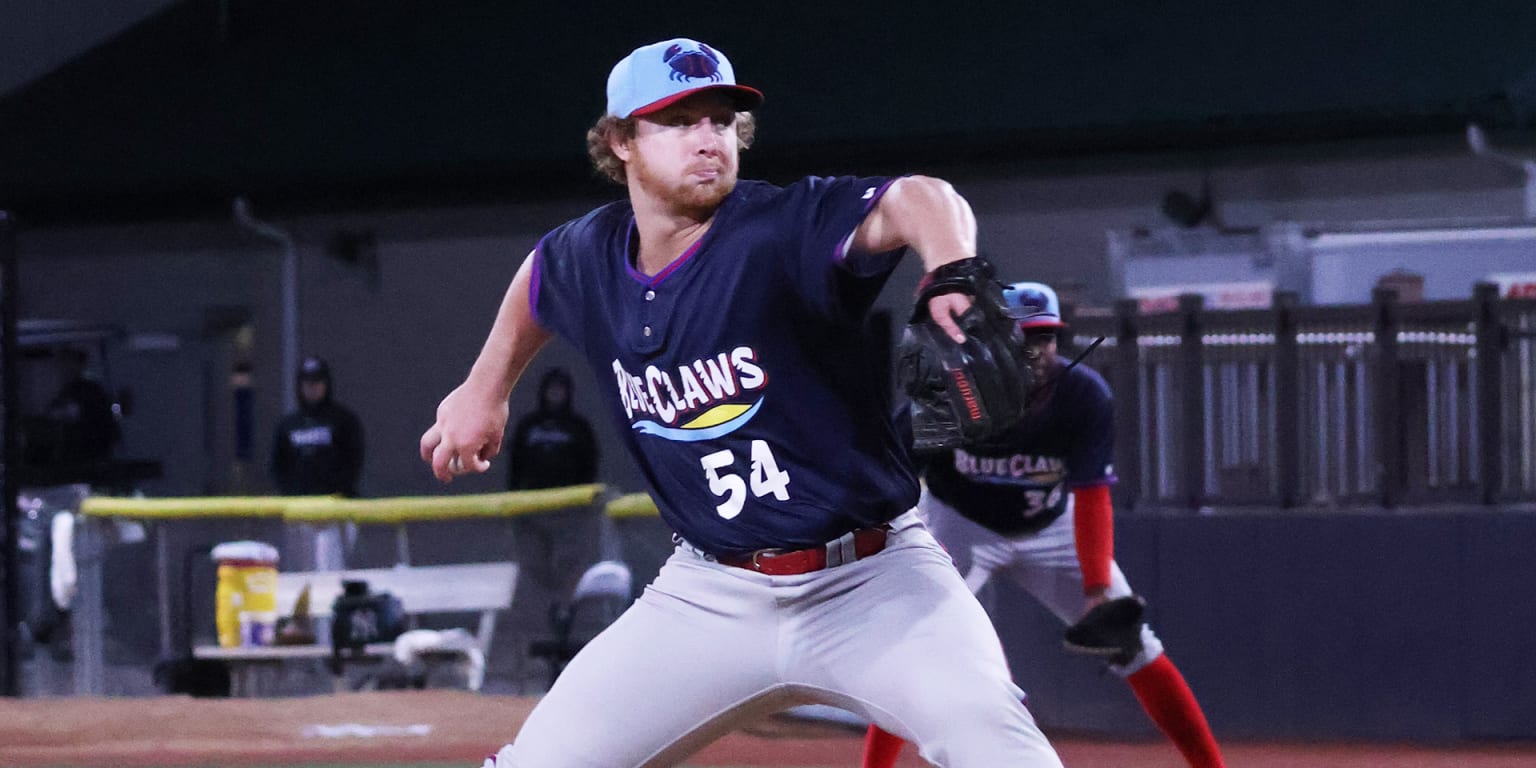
[298,355,330,381]
[1003,281,1065,329]
[606,38,763,119]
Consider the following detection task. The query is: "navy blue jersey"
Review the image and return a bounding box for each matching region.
[531,177,919,557]
[922,362,1117,537]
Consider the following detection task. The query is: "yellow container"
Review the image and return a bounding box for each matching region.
[211,541,279,648]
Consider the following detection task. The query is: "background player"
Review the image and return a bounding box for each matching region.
[419,38,1063,767]
[861,281,1226,768]
[270,355,364,571]
[505,367,598,491]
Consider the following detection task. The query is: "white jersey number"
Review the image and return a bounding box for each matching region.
[1021,484,1065,518]
[700,440,792,519]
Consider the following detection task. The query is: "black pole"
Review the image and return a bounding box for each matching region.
[1474,282,1503,505]
[1273,291,1301,508]
[1,211,20,696]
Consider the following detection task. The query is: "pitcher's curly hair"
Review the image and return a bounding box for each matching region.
[586,112,757,185]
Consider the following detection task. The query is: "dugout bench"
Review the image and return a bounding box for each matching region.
[192,561,519,696]
[70,484,606,696]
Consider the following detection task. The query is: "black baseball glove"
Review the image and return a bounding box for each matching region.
[896,257,1036,453]
[1063,595,1147,666]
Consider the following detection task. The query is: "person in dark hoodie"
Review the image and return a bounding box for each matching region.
[271,356,364,570]
[272,356,365,496]
[506,367,598,491]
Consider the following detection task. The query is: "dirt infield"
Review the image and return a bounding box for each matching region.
[5,691,1536,767]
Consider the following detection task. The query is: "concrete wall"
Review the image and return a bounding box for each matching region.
[17,139,1531,503]
[990,505,1536,742]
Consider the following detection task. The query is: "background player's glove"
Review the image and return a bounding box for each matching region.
[1063,595,1146,666]
[897,257,1037,453]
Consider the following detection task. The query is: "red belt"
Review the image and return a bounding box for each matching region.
[718,526,890,576]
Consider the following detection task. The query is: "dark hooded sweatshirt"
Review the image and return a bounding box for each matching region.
[507,368,599,490]
[270,360,365,496]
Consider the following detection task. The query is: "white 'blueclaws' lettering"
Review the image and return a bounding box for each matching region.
[693,354,737,399]
[731,347,765,389]
[645,366,677,425]
[952,448,1063,479]
[613,347,767,426]
[613,361,655,420]
[677,365,710,410]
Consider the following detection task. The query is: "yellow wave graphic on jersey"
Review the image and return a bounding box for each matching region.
[631,399,764,442]
[682,403,754,429]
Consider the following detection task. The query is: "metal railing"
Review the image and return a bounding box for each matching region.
[1063,283,1536,510]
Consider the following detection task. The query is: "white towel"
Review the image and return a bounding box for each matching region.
[391,628,485,691]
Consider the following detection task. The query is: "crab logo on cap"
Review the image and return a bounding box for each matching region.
[606,37,762,119]
[663,42,723,83]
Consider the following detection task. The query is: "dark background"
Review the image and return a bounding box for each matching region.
[4,0,1536,224]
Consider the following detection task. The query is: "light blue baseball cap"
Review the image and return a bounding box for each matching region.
[606,38,764,119]
[1003,281,1065,329]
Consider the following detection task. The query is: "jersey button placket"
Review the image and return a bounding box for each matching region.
[634,284,665,354]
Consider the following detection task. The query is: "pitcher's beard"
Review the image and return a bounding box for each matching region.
[631,154,737,219]
[672,175,735,216]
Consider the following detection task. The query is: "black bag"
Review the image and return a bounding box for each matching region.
[153,544,229,697]
[330,579,406,654]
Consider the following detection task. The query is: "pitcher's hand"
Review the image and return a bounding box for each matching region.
[420,382,507,483]
[926,291,973,343]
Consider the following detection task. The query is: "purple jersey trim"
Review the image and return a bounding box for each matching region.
[1068,477,1118,489]
[623,221,705,286]
[832,177,900,267]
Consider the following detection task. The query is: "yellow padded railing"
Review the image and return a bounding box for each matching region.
[76,495,320,520]
[78,484,606,523]
[604,491,660,519]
